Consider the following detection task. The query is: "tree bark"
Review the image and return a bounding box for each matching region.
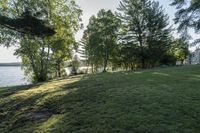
[57,62,61,77]
[103,56,108,72]
[103,45,109,73]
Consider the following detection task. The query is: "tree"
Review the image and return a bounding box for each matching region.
[0,1,55,37]
[85,9,120,72]
[1,0,82,82]
[78,30,93,73]
[0,11,55,37]
[117,0,172,69]
[15,36,49,82]
[0,0,55,82]
[83,26,101,73]
[171,0,200,42]
[51,39,72,77]
[48,0,82,77]
[170,38,189,65]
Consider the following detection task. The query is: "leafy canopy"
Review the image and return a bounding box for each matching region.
[85,9,120,72]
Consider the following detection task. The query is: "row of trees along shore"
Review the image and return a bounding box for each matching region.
[82,0,189,73]
[0,0,194,82]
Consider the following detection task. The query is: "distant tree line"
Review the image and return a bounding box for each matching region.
[0,62,21,66]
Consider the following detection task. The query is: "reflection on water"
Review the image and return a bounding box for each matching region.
[0,66,30,87]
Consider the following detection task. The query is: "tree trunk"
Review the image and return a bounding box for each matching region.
[91,64,94,74]
[103,59,108,72]
[141,57,145,69]
[139,38,145,69]
[58,62,61,77]
[24,38,39,81]
[103,48,108,73]
[38,42,47,82]
[181,60,184,65]
[37,75,47,82]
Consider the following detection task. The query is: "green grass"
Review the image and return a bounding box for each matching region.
[1,66,200,133]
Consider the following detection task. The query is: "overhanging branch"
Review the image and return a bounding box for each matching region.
[0,13,55,37]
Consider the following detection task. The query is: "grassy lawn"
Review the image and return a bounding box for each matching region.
[0,66,200,133]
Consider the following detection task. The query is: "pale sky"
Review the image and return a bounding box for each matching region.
[0,0,195,63]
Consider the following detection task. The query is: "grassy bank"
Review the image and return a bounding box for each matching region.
[0,66,200,132]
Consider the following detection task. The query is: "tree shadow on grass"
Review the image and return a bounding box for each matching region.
[0,74,116,132]
[41,73,200,133]
[0,84,43,98]
[1,71,200,133]
[0,76,83,132]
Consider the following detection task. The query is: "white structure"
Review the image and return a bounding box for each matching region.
[64,52,92,76]
[189,48,200,65]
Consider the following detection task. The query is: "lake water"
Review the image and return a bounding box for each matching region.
[0,66,30,87]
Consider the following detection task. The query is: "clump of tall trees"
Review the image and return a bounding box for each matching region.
[84,10,120,72]
[117,0,172,69]
[0,0,191,82]
[83,0,187,72]
[0,0,82,82]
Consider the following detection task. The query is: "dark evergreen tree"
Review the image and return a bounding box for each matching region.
[117,0,172,69]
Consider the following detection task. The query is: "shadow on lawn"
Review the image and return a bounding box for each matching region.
[0,84,43,98]
[1,69,200,133]
[0,75,120,132]
[0,76,83,132]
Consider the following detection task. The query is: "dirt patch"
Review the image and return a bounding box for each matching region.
[24,108,53,120]
[7,108,53,131]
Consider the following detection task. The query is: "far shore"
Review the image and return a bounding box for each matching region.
[0,62,21,67]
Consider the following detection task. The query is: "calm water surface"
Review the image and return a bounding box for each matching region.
[0,66,29,87]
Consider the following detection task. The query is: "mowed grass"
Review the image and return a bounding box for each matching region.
[1,66,200,133]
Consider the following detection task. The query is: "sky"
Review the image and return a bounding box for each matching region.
[0,0,191,63]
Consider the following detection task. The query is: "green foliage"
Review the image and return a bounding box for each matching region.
[0,1,55,37]
[117,0,172,69]
[85,10,120,72]
[170,38,189,63]
[0,0,82,82]
[48,0,82,77]
[15,36,51,82]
